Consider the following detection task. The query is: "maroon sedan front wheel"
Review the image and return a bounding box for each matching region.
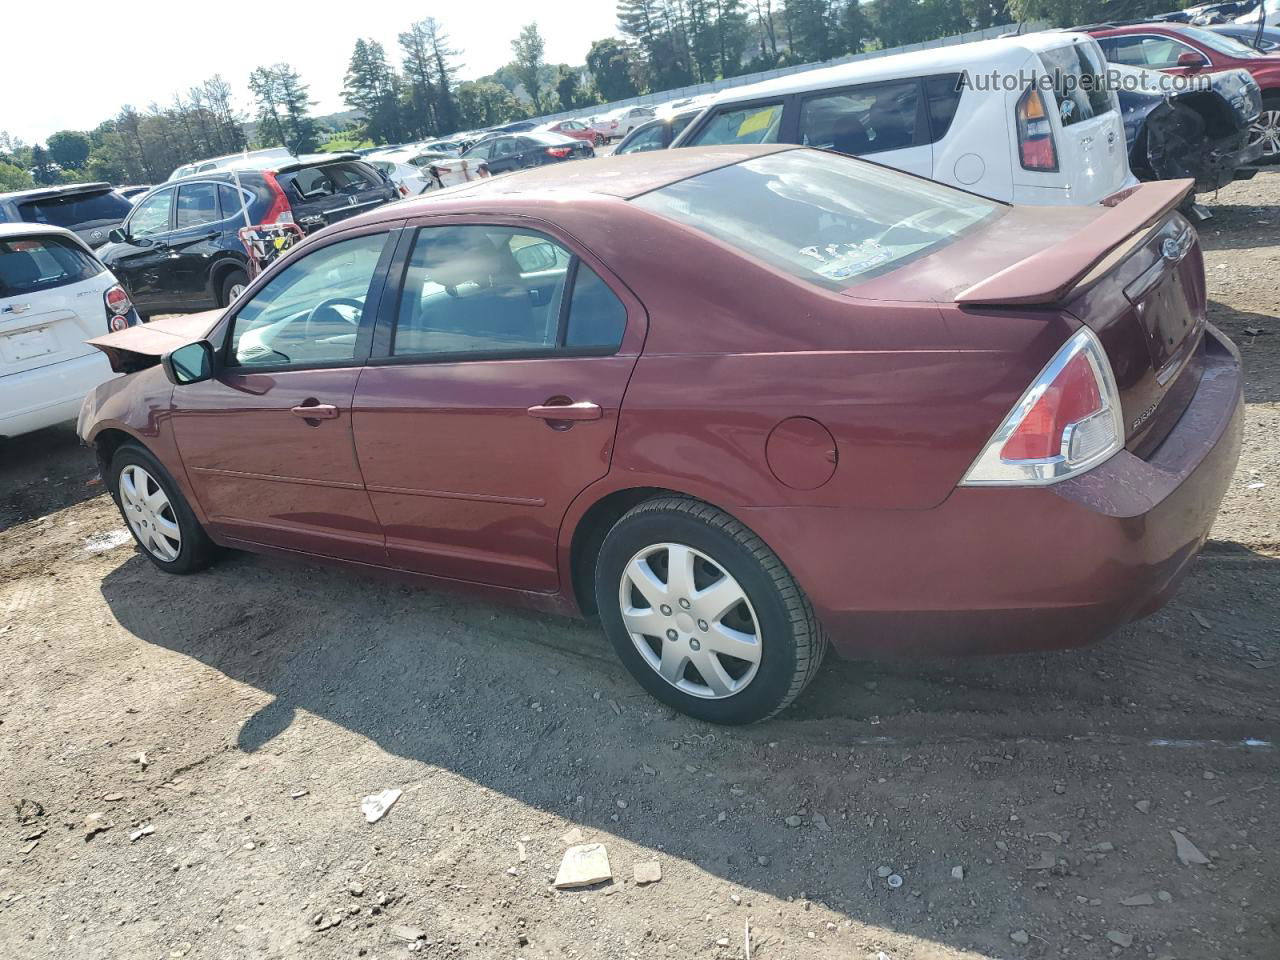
[595,496,827,724]
[110,443,217,574]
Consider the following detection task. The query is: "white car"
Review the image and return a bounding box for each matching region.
[168,148,294,182]
[366,156,434,197]
[1,223,139,439]
[673,31,1135,206]
[591,106,657,142]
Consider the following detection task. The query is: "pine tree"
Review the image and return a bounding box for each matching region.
[511,23,549,114]
[344,40,403,145]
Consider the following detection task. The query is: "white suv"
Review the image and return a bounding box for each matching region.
[673,32,1136,206]
[1,223,139,439]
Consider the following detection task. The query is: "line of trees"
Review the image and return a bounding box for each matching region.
[1,0,1182,191]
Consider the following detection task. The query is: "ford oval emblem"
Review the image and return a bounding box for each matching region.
[1162,231,1192,262]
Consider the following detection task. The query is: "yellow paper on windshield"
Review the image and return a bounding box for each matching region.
[736,107,777,137]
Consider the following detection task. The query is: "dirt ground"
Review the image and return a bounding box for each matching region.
[2,175,1278,960]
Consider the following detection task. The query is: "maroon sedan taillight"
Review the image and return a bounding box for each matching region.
[960,328,1124,486]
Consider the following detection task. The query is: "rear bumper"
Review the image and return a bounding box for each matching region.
[0,351,118,439]
[1198,131,1264,190]
[741,325,1244,659]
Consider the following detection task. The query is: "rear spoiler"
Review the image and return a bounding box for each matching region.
[955,179,1194,307]
[9,182,114,202]
[87,312,219,373]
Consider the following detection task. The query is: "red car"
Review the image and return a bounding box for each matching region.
[79,146,1243,724]
[1088,22,1280,158]
[536,119,603,146]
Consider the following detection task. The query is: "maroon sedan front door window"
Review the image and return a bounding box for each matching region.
[353,224,637,591]
[169,230,393,562]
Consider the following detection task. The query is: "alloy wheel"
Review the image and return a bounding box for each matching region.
[618,542,762,699]
[1249,109,1280,158]
[118,464,182,562]
[228,283,246,301]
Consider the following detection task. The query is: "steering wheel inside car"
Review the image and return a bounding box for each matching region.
[303,296,364,339]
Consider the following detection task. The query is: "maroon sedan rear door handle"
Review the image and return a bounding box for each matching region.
[527,401,602,421]
[291,402,340,420]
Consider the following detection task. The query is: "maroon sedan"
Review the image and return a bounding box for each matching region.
[1088,22,1280,157]
[79,146,1243,724]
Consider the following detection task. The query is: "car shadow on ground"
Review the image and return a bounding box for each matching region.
[1205,300,1280,404]
[96,540,1280,957]
[0,422,101,533]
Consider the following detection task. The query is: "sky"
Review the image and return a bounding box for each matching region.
[3,1,620,145]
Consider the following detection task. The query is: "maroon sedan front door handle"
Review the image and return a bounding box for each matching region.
[527,401,602,422]
[290,402,340,420]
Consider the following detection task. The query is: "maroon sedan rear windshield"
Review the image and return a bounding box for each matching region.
[633,150,1001,290]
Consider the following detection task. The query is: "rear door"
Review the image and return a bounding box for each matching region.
[795,78,933,178]
[1025,41,1129,201]
[1,233,109,377]
[352,219,646,590]
[168,181,227,307]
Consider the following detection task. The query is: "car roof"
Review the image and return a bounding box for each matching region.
[397,144,793,207]
[0,182,115,202]
[707,31,1101,104]
[0,221,89,244]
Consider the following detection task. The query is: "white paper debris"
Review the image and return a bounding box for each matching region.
[361,788,402,823]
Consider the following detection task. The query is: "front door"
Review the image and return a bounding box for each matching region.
[352,220,645,592]
[169,226,398,562]
[110,186,179,313]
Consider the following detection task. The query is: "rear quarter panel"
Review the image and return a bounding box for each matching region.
[572,209,1068,513]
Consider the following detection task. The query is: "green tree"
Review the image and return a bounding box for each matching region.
[511,22,550,113]
[250,63,317,152]
[587,38,640,101]
[400,19,441,138]
[29,145,58,185]
[0,161,32,191]
[46,131,91,171]
[344,39,403,145]
[555,66,582,111]
[455,80,526,129]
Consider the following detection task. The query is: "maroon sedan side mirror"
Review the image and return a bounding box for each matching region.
[162,340,216,386]
[1176,51,1204,70]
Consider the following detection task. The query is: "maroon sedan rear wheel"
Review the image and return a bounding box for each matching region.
[595,496,827,724]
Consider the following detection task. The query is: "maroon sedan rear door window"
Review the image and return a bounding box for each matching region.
[393,226,626,357]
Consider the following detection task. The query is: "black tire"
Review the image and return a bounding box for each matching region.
[594,496,827,724]
[109,443,217,574]
[218,269,249,308]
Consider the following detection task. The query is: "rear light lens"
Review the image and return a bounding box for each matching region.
[1015,87,1058,172]
[546,147,573,158]
[104,284,134,331]
[261,171,293,224]
[960,327,1124,486]
[398,184,409,197]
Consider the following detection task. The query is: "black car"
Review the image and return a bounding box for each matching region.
[0,183,134,250]
[1110,62,1263,193]
[613,110,700,155]
[99,156,398,318]
[458,131,593,175]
